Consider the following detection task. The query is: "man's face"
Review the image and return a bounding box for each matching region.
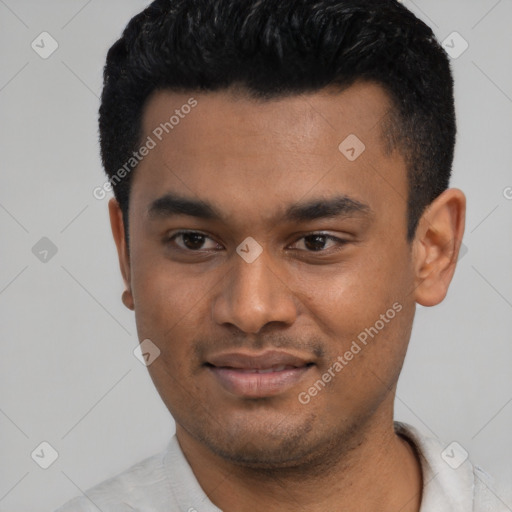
[123,82,418,467]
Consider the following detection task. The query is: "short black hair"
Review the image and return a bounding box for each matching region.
[99,0,455,246]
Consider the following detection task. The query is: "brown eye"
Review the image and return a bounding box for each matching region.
[291,233,347,252]
[304,234,330,251]
[181,232,207,250]
[166,231,221,251]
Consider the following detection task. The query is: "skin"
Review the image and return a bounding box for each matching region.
[109,81,466,512]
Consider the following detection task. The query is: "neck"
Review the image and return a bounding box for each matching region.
[176,409,423,512]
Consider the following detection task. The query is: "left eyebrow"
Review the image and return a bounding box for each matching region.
[282,196,372,223]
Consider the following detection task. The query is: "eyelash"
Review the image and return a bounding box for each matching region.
[164,230,349,254]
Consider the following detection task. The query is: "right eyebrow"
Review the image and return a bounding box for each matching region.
[147,193,221,221]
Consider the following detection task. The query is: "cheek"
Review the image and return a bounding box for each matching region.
[304,251,407,335]
[131,266,206,402]
[129,253,206,342]
[303,268,413,403]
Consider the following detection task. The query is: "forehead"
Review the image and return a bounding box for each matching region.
[142,81,394,150]
[130,82,407,229]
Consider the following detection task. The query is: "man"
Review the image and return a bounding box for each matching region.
[56,0,507,510]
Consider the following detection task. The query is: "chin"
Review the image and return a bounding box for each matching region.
[185,412,331,469]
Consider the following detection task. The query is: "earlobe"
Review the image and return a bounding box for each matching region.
[122,289,134,310]
[108,198,134,310]
[412,188,466,307]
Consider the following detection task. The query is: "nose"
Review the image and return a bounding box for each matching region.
[212,248,298,334]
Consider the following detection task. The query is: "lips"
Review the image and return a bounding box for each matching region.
[226,365,297,374]
[206,350,314,398]
[207,350,311,369]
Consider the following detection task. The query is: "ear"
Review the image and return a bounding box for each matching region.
[108,197,134,310]
[412,188,466,307]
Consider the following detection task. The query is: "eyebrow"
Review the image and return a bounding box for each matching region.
[147,192,372,224]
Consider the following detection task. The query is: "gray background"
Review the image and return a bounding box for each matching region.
[0,0,511,510]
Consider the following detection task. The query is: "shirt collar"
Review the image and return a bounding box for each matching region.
[394,421,475,512]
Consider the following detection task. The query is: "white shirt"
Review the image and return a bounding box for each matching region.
[55,421,509,511]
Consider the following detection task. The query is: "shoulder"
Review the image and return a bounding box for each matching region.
[394,421,511,512]
[54,440,177,512]
[472,464,511,512]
